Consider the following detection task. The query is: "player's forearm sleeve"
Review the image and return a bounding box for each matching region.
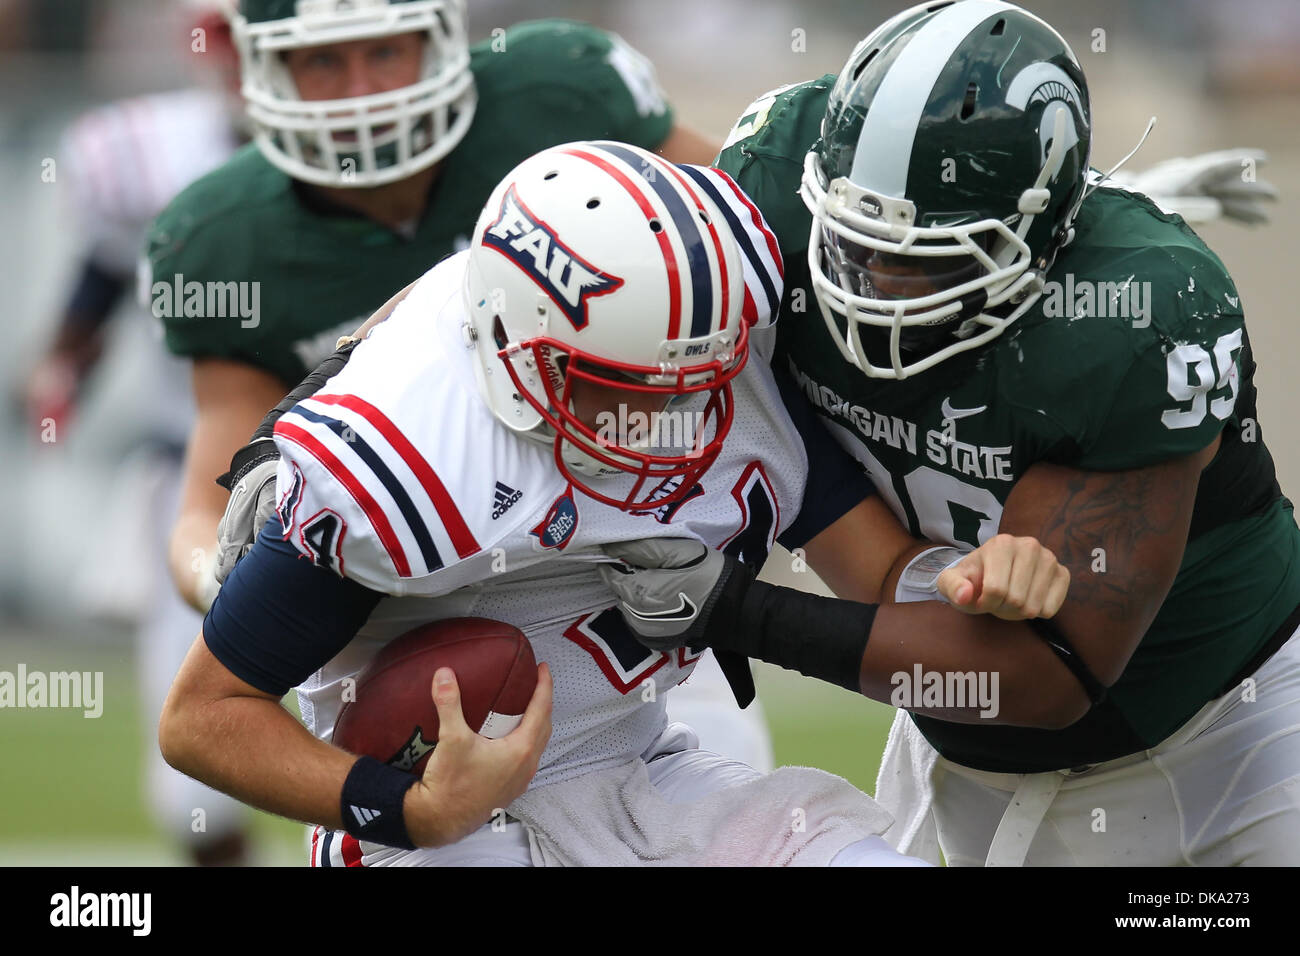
[203,518,383,696]
[706,566,875,693]
[217,340,359,491]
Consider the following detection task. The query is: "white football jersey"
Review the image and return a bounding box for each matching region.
[275,178,805,789]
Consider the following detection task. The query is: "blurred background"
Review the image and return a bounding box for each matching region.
[1,0,1297,864]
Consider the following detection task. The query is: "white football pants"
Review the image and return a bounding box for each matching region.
[879,625,1300,866]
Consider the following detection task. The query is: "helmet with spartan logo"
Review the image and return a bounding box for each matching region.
[801,0,1092,379]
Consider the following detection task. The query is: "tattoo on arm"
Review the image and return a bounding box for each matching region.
[1000,450,1208,683]
[1041,465,1194,623]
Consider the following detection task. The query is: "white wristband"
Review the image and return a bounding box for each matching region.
[894,546,969,604]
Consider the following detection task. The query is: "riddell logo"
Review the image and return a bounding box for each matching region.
[482,185,624,330]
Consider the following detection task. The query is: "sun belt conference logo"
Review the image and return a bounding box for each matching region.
[531,485,580,550]
[481,184,624,330]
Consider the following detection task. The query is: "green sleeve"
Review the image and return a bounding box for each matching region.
[145,193,257,364]
[1076,308,1246,470]
[715,78,832,254]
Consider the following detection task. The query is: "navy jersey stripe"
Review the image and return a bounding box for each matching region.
[679,165,780,321]
[290,405,444,574]
[592,142,714,338]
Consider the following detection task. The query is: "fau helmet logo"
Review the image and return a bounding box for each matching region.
[482,185,624,330]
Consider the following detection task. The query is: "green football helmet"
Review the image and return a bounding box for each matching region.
[800,0,1092,379]
[226,0,475,187]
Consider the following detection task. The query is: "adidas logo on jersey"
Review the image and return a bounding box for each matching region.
[492,481,523,519]
[482,185,623,331]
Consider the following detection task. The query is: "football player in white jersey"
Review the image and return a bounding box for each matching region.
[159,141,1069,865]
[161,0,773,777]
[24,3,251,865]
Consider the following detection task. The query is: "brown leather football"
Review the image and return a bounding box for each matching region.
[332,618,538,776]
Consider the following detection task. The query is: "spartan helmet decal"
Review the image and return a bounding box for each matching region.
[801,0,1094,380]
[1005,62,1090,182]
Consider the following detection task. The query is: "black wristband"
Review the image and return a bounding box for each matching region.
[704,570,875,693]
[340,755,419,851]
[1025,617,1108,706]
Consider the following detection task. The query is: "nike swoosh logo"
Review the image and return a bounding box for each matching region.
[940,397,988,421]
[623,593,699,624]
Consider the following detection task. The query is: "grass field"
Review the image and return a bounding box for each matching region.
[0,632,894,866]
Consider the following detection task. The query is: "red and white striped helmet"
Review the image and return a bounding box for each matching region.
[463,140,749,510]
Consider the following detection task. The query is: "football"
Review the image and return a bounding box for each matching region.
[332,618,538,776]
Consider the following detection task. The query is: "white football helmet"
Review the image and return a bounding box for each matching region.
[226,0,475,187]
[463,141,749,511]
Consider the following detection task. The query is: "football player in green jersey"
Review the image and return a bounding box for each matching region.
[144,0,717,613]
[602,0,1300,865]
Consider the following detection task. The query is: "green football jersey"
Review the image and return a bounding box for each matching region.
[719,79,1300,773]
[146,19,673,385]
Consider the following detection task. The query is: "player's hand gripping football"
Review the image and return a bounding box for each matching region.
[404,664,553,848]
[935,534,1070,620]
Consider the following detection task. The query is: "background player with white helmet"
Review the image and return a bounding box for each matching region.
[159,141,1068,865]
